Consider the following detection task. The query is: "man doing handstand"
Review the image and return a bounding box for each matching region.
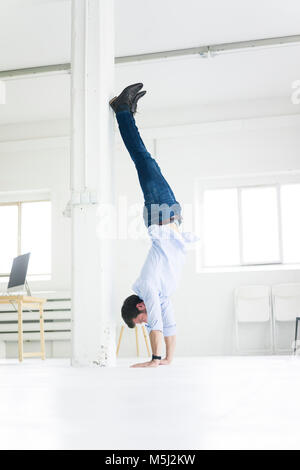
[110,83,196,368]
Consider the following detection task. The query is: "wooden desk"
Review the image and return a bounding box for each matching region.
[0,296,46,362]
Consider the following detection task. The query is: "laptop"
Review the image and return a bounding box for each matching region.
[6,253,31,296]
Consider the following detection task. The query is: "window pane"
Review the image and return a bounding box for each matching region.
[281,184,300,263]
[0,205,18,273]
[203,189,240,266]
[241,187,280,264]
[21,201,51,274]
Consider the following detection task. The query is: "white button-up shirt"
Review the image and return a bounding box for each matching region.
[132,225,198,336]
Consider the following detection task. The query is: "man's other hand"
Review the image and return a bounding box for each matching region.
[159,358,171,365]
[130,360,160,368]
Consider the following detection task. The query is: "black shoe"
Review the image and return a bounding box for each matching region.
[109,83,143,113]
[131,90,147,115]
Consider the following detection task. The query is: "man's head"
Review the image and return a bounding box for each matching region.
[121,295,148,328]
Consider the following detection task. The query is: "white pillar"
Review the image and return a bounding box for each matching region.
[70,0,116,366]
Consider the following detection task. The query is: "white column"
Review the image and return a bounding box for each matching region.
[70,0,116,366]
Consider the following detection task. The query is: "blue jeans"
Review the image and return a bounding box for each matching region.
[116,110,182,227]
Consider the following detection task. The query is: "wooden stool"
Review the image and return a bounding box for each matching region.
[116,324,151,358]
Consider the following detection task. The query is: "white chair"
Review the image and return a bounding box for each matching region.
[272,283,300,353]
[234,285,273,354]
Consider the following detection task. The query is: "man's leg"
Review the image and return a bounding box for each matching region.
[116,109,182,226]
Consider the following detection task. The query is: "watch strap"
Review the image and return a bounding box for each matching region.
[152,354,162,361]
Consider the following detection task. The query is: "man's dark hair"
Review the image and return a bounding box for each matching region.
[121,294,143,328]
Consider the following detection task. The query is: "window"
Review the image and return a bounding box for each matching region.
[281,184,300,263]
[203,189,240,266]
[199,180,300,269]
[240,186,280,265]
[0,201,51,276]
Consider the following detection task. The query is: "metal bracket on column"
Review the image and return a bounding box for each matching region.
[63,190,99,217]
[71,190,99,206]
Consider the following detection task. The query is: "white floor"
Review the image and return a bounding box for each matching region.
[0,355,300,450]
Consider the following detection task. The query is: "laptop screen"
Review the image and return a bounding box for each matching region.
[7,253,31,289]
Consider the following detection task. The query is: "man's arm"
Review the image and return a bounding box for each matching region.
[131,283,163,368]
[131,330,163,368]
[159,297,176,365]
[149,330,163,358]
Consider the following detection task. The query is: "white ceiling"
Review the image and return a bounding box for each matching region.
[115,0,300,55]
[0,0,300,124]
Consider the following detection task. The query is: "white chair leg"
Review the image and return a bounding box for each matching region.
[270,318,274,354]
[235,320,240,354]
[0,341,6,359]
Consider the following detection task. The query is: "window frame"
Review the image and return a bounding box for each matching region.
[0,199,51,277]
[196,172,300,271]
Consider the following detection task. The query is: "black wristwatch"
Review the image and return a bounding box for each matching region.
[152,354,162,361]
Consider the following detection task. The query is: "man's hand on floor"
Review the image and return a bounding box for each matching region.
[130,360,160,368]
[130,358,172,367]
[159,358,171,365]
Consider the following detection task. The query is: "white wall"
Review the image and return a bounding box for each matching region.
[1,102,300,357]
[114,111,300,357]
[0,135,71,293]
[0,131,71,358]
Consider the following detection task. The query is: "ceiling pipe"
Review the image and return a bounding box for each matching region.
[1,34,300,80]
[0,63,70,80]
